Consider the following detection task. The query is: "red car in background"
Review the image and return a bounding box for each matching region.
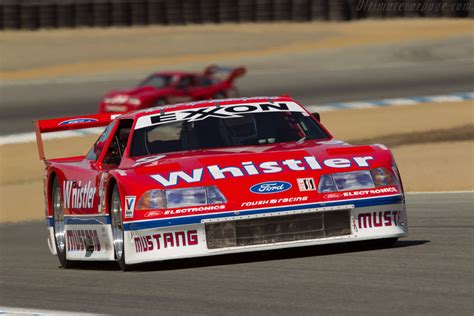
[99,65,246,113]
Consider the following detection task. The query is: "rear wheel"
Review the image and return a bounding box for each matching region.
[110,184,130,271]
[52,177,75,268]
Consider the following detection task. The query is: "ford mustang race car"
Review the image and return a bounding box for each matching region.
[98,65,246,113]
[35,96,407,271]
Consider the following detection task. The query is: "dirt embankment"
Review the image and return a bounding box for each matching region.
[1,19,472,80]
[322,101,474,192]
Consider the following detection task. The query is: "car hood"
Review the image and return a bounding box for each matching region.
[112,139,403,221]
[116,140,397,214]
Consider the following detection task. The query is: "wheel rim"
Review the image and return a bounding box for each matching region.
[53,185,65,252]
[111,191,124,260]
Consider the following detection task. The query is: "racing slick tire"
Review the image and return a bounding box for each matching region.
[51,177,76,268]
[110,184,131,271]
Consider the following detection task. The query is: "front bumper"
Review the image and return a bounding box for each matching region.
[123,197,407,265]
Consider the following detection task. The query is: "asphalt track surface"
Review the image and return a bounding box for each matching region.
[0,193,473,315]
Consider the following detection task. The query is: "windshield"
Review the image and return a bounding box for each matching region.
[130,110,328,157]
[138,75,172,89]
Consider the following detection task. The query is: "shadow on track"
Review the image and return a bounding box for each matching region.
[67,239,430,272]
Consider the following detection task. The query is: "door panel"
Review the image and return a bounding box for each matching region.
[60,161,100,216]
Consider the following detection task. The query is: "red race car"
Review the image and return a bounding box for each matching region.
[35,96,407,271]
[99,65,246,113]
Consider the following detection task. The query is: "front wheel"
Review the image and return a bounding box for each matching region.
[110,184,130,271]
[52,177,75,268]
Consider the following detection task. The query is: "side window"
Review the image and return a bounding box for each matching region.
[103,119,134,167]
[176,76,195,89]
[86,121,116,161]
[197,76,213,87]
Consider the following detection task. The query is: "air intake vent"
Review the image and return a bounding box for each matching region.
[205,209,351,250]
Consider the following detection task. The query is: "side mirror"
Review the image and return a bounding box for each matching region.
[311,112,321,122]
[89,160,101,170]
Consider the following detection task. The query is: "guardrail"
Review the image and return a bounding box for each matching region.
[1,0,471,30]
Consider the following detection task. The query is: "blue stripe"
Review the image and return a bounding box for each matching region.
[46,215,109,226]
[124,195,403,231]
[46,214,110,227]
[64,216,110,225]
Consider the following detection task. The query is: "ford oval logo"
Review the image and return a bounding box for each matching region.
[250,181,292,194]
[59,118,98,125]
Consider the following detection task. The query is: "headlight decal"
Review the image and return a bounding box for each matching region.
[318,168,399,193]
[318,174,337,193]
[333,170,374,191]
[136,186,226,211]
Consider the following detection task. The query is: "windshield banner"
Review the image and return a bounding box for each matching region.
[135,101,307,129]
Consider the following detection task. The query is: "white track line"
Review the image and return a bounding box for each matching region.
[0,307,102,315]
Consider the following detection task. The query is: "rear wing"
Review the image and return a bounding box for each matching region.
[204,65,246,83]
[34,113,119,161]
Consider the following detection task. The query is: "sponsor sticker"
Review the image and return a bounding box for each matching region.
[250,181,292,194]
[297,178,316,191]
[133,230,198,253]
[241,196,308,207]
[164,204,225,216]
[98,173,107,214]
[63,180,96,209]
[342,186,398,197]
[357,211,401,229]
[322,192,343,199]
[144,210,164,218]
[136,101,306,129]
[67,229,101,252]
[150,156,374,187]
[124,196,136,218]
[59,118,98,125]
[133,155,166,167]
